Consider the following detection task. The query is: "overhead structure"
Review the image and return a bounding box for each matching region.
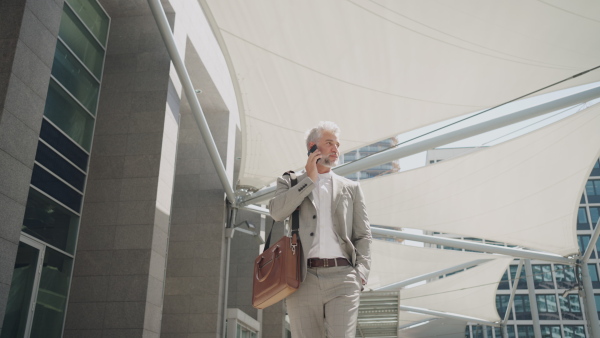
[361,104,600,256]
[200,0,600,189]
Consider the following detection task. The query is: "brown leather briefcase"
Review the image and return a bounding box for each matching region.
[251,232,301,309]
[252,171,302,309]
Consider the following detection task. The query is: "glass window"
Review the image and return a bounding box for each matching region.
[496,295,511,319]
[578,207,590,230]
[30,164,83,213]
[589,264,599,282]
[595,294,600,319]
[561,294,583,320]
[514,295,531,320]
[35,141,86,192]
[541,325,562,338]
[578,235,591,254]
[58,5,104,78]
[592,158,600,177]
[564,325,586,338]
[22,188,79,254]
[0,242,40,338]
[517,325,534,338]
[533,264,555,289]
[590,207,600,229]
[586,180,600,203]
[51,40,99,113]
[44,79,95,151]
[537,294,559,320]
[65,0,109,45]
[498,270,510,290]
[40,119,89,171]
[510,265,527,289]
[29,248,73,338]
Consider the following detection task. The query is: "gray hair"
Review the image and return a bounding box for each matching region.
[305,121,341,150]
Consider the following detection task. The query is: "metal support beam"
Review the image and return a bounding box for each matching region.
[237,86,600,206]
[580,260,600,338]
[524,260,542,338]
[148,0,236,204]
[581,219,600,338]
[504,260,523,324]
[582,219,600,263]
[371,227,575,264]
[375,259,491,291]
[399,305,500,327]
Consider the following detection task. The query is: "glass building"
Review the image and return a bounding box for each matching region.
[426,149,600,338]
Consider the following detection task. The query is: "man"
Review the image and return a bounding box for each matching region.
[269,121,371,338]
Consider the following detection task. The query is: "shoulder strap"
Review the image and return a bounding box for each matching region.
[264,171,300,250]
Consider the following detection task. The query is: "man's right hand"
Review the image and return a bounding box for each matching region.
[305,149,321,182]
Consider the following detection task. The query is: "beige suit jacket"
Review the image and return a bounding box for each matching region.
[268,171,372,282]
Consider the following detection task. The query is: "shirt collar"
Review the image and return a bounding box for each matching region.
[317,171,332,181]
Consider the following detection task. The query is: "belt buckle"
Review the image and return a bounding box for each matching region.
[324,259,328,268]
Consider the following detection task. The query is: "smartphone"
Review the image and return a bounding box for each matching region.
[308,144,320,163]
[308,144,317,157]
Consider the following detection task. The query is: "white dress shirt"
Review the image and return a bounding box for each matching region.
[307,172,346,259]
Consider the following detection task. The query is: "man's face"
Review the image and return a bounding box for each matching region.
[316,131,340,168]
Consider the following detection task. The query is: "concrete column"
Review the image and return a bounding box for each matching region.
[161,37,234,336]
[0,0,64,330]
[64,2,176,337]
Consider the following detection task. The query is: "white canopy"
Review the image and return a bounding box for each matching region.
[401,257,513,322]
[201,0,600,188]
[362,105,600,256]
[367,239,500,290]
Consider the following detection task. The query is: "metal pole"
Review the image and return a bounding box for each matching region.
[524,260,542,338]
[237,87,600,207]
[370,227,575,264]
[580,262,600,338]
[399,305,500,327]
[582,219,600,263]
[502,324,509,338]
[222,206,237,337]
[504,260,523,323]
[375,259,491,291]
[147,0,236,204]
[580,219,600,338]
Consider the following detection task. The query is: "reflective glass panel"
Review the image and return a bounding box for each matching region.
[58,5,104,78]
[40,119,88,171]
[592,158,600,177]
[29,248,73,338]
[586,180,600,203]
[35,141,85,191]
[590,207,600,229]
[0,242,40,338]
[22,188,79,254]
[44,78,95,152]
[578,207,590,230]
[51,40,99,113]
[541,326,561,338]
[30,164,83,212]
[578,235,591,254]
[589,264,599,282]
[65,0,109,45]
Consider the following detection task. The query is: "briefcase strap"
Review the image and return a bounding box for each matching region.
[264,170,300,251]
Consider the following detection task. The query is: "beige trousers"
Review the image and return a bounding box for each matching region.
[285,265,361,338]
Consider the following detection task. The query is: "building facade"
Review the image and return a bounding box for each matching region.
[0,0,274,337]
[426,148,600,338]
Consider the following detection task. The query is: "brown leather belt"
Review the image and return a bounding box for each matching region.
[307,258,350,268]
